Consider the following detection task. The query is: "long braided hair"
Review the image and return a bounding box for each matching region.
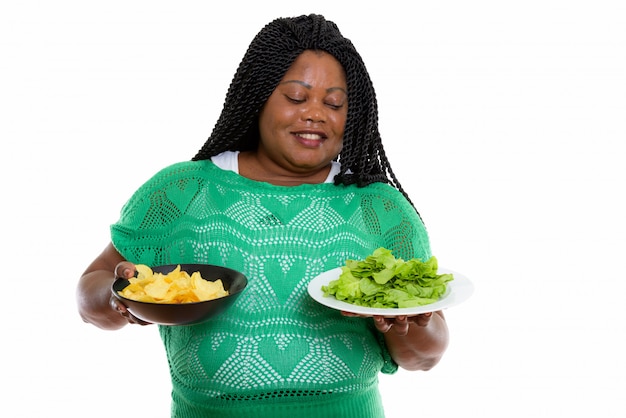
[192,14,418,212]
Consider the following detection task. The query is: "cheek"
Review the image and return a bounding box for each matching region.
[261,108,296,134]
[333,139,344,157]
[332,113,348,138]
[258,110,280,140]
[328,134,344,157]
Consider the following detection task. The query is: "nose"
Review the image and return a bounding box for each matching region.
[302,100,325,123]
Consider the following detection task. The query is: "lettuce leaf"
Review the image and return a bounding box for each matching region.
[321,248,454,309]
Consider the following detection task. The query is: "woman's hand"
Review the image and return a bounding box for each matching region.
[110,261,152,326]
[341,310,448,371]
[340,312,434,336]
[77,243,152,329]
[372,313,434,336]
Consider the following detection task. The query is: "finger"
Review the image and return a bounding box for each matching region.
[412,312,433,327]
[127,313,151,326]
[109,296,125,313]
[110,295,151,325]
[114,262,136,279]
[340,311,362,317]
[393,316,409,336]
[374,316,393,333]
[109,295,132,320]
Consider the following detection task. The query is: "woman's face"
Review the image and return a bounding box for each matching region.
[257,50,348,177]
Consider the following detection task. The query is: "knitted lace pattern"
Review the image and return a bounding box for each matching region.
[110,160,431,418]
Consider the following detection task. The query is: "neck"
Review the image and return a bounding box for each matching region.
[238,151,331,186]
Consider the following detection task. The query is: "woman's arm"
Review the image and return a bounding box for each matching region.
[76,242,138,330]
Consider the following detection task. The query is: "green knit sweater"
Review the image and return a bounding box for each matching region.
[111,160,431,418]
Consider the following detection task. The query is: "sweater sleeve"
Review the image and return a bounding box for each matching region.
[361,183,432,262]
[109,161,209,265]
[359,183,432,374]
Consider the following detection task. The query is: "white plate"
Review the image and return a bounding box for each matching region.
[307,267,474,317]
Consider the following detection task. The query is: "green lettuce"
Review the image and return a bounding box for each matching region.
[322,248,454,309]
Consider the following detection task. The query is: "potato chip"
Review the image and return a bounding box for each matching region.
[118,264,229,304]
[135,264,154,281]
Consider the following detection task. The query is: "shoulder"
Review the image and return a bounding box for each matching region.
[351,182,417,212]
[348,182,430,259]
[134,160,215,192]
[118,160,216,211]
[149,160,215,181]
[333,181,426,224]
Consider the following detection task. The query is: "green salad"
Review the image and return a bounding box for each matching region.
[322,248,454,309]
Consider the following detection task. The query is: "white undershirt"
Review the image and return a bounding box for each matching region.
[211,151,341,184]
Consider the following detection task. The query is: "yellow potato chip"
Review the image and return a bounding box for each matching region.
[135,264,154,280]
[118,264,229,304]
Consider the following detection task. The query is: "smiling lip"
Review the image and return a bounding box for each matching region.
[293,131,327,141]
[293,132,327,148]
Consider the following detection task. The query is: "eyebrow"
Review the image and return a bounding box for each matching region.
[280,79,347,95]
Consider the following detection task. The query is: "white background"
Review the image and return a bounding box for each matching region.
[2,1,625,417]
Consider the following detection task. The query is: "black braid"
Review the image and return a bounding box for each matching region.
[192,14,420,217]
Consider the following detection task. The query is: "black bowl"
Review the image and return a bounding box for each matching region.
[111,263,247,325]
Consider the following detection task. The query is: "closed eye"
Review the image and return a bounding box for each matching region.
[325,102,345,110]
[285,95,305,104]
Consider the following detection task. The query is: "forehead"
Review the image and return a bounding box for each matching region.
[281,50,346,86]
